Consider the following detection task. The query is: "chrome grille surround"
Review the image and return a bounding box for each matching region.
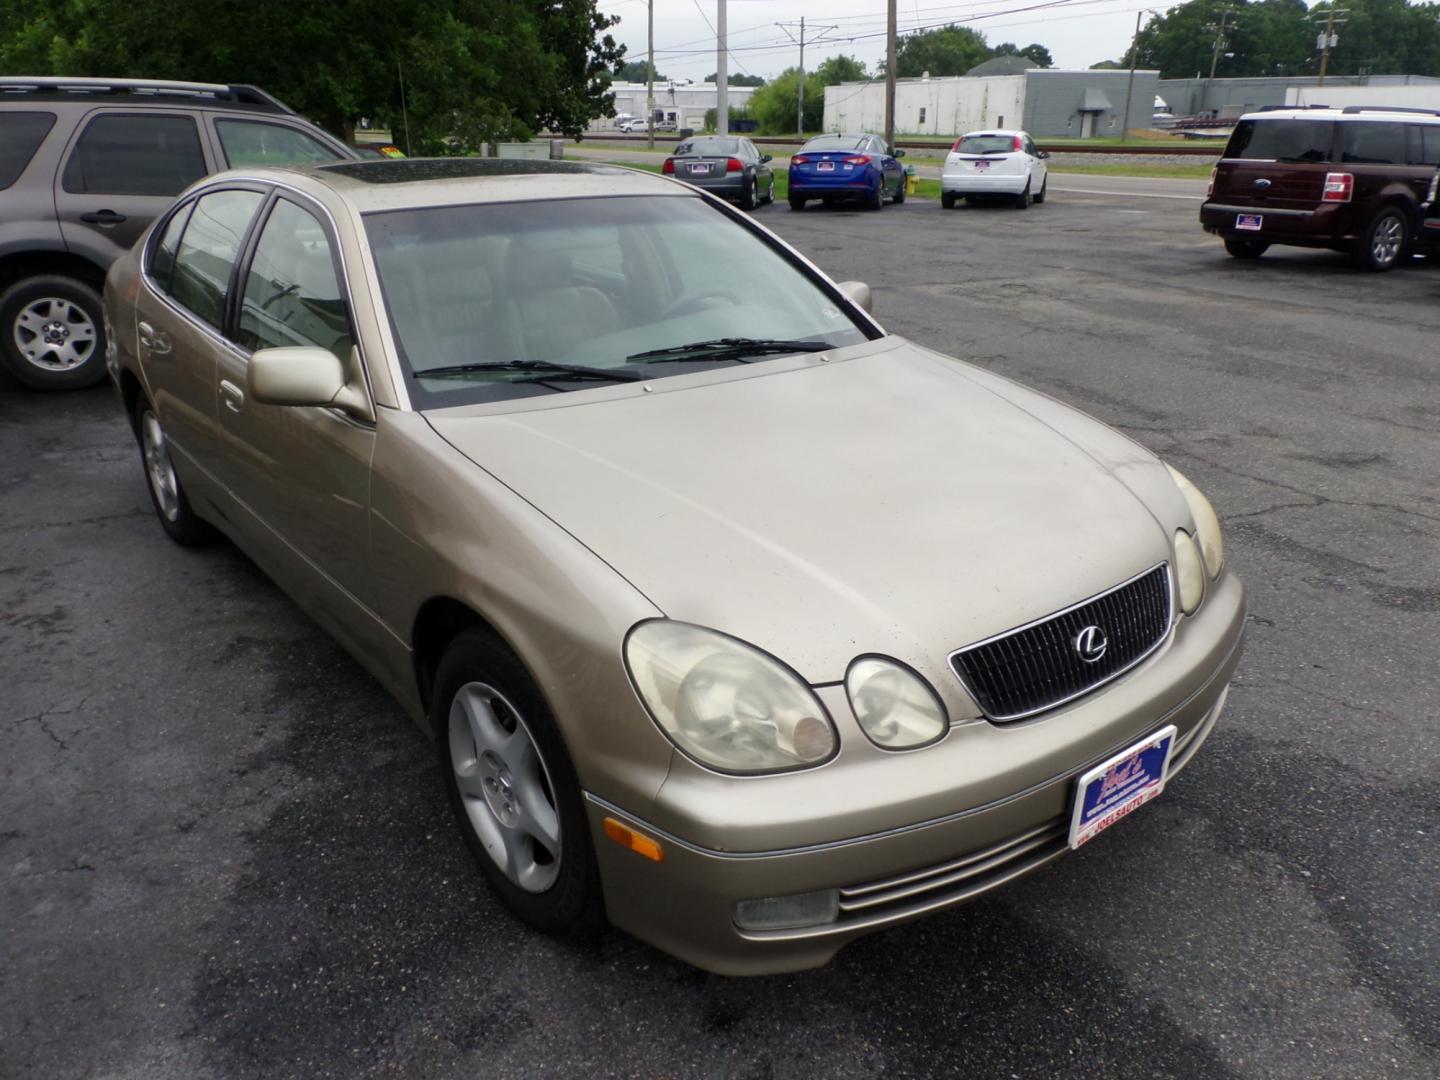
[949,563,1173,722]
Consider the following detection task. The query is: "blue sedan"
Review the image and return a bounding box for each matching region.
[788,133,907,211]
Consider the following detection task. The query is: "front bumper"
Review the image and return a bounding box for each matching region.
[588,570,1246,975]
[941,170,1030,196]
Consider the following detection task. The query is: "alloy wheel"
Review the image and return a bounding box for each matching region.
[140,411,181,523]
[1372,215,1403,266]
[12,297,97,373]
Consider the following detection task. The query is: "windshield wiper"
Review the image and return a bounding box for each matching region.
[627,337,833,363]
[412,359,645,383]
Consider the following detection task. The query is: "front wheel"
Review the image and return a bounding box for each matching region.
[133,398,217,546]
[893,178,906,204]
[1224,236,1269,260]
[435,628,602,934]
[0,275,108,390]
[1353,208,1408,271]
[761,176,775,204]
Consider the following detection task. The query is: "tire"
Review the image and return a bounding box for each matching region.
[893,178,906,204]
[1033,176,1048,204]
[1015,181,1032,210]
[1353,208,1408,272]
[941,191,957,210]
[761,176,775,204]
[434,627,603,935]
[788,195,806,211]
[865,182,884,211]
[0,275,108,390]
[132,397,217,546]
[739,174,758,211]
[1224,236,1269,260]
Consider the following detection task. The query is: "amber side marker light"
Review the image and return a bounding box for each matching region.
[603,817,664,862]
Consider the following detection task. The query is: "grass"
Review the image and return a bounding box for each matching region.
[1048,161,1214,180]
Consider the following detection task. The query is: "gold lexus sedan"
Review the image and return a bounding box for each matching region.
[104,158,1244,975]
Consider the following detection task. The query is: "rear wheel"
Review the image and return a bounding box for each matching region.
[434,627,602,934]
[1015,181,1032,210]
[1224,236,1269,260]
[941,191,957,210]
[0,275,107,390]
[739,175,758,211]
[788,195,806,211]
[865,182,884,211]
[1353,208,1408,271]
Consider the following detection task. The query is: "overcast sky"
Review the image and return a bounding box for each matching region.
[601,0,1173,84]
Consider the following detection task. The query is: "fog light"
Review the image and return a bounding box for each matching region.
[734,888,839,931]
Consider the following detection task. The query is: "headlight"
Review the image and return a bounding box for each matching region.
[1174,529,1205,615]
[1166,465,1224,578]
[845,657,948,750]
[624,621,837,774]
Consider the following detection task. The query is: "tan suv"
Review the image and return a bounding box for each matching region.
[1200,105,1440,270]
[0,76,355,389]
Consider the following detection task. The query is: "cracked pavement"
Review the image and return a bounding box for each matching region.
[2,191,1437,1079]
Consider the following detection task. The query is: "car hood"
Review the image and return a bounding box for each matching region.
[426,339,1186,706]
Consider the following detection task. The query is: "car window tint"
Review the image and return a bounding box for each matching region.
[169,189,264,330]
[1340,122,1407,165]
[677,137,739,156]
[236,199,353,360]
[1224,119,1333,162]
[0,112,57,190]
[958,135,1014,154]
[1409,124,1440,167]
[216,119,339,168]
[803,135,866,152]
[148,201,195,295]
[61,114,206,196]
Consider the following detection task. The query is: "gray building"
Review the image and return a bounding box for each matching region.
[1158,74,1440,119]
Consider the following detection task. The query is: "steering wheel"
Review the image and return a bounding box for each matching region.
[658,290,741,321]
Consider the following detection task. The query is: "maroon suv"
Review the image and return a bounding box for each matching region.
[1200,106,1440,271]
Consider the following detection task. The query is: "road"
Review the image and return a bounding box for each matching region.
[3,187,1437,1079]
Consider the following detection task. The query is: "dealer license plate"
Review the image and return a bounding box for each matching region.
[691,162,711,175]
[974,160,991,170]
[1068,725,1177,849]
[1235,213,1263,231]
[818,161,835,172]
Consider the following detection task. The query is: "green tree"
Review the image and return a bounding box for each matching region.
[0,0,626,150]
[705,71,766,86]
[617,60,665,83]
[748,67,823,134]
[1018,43,1055,67]
[891,24,990,77]
[814,54,868,84]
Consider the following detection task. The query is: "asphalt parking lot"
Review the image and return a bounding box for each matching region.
[3,189,1438,1080]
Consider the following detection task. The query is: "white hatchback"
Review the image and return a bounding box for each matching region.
[941,129,1049,209]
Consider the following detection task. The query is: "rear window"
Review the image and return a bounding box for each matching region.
[676,137,739,156]
[1339,122,1408,165]
[0,111,57,190]
[1224,119,1334,163]
[958,135,1015,154]
[803,135,865,152]
[61,113,206,196]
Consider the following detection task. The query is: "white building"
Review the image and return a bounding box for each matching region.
[595,81,761,133]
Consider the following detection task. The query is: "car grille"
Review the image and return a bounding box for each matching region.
[837,818,1068,923]
[950,564,1172,721]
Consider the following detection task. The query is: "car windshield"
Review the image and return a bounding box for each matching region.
[959,135,1014,154]
[676,137,740,156]
[803,135,866,152]
[364,195,870,407]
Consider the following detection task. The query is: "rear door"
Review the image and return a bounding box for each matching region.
[54,110,216,271]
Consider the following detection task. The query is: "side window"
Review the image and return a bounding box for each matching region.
[0,112,57,190]
[61,114,206,196]
[148,201,196,295]
[1409,124,1440,167]
[1340,122,1407,165]
[169,189,264,330]
[215,120,341,168]
[236,199,353,361]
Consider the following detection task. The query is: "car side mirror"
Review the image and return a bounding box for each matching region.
[894,149,906,158]
[836,280,873,314]
[761,154,773,163]
[248,346,369,417]
[1039,151,1050,159]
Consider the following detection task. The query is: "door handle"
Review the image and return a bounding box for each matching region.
[80,209,128,226]
[137,321,172,356]
[219,379,245,414]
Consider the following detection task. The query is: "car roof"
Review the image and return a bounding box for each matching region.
[1239,107,1440,124]
[0,76,294,116]
[216,157,689,213]
[959,129,1026,138]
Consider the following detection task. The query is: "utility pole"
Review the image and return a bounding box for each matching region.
[1207,9,1232,82]
[777,18,836,138]
[1315,8,1349,87]
[716,0,728,135]
[885,0,897,148]
[1120,10,1144,145]
[646,0,655,149]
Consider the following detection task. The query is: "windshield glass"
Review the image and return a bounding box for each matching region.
[1224,119,1334,162]
[803,135,865,152]
[958,134,1014,154]
[676,137,739,156]
[364,195,870,408]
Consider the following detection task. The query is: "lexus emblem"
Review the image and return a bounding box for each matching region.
[1074,625,1108,663]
